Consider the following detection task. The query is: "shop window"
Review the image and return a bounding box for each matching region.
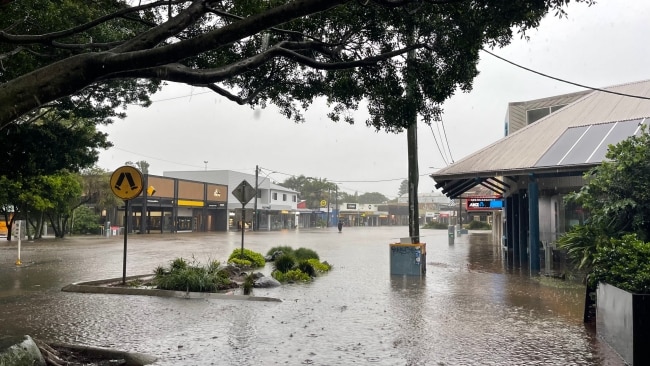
[283,194,287,201]
[293,195,297,202]
[272,192,277,200]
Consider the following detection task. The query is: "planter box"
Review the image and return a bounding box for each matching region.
[597,282,650,365]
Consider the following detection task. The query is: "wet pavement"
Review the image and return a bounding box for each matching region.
[0,227,626,365]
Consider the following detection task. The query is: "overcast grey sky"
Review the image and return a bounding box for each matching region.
[98,0,650,200]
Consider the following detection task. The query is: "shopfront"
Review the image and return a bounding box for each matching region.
[119,175,228,233]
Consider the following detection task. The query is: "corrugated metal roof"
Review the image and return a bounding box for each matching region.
[433,79,650,180]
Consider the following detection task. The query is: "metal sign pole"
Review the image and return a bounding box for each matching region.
[15,220,21,266]
[232,180,256,259]
[123,199,129,285]
[240,201,245,258]
[109,166,143,286]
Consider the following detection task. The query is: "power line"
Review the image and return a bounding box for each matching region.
[258,165,435,198]
[435,120,452,165]
[440,120,454,163]
[481,48,650,101]
[111,146,204,169]
[429,124,449,166]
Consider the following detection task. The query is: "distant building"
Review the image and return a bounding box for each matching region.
[164,170,299,231]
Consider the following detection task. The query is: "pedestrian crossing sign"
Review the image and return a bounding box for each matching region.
[110,166,144,200]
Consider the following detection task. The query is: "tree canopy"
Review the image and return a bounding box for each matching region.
[1,0,592,131]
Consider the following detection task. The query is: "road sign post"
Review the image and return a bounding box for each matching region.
[110,166,144,285]
[232,180,257,258]
[15,220,21,266]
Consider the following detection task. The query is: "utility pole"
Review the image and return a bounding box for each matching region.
[253,165,259,231]
[335,185,339,226]
[406,46,420,243]
[327,188,331,227]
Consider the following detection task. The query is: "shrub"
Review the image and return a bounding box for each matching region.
[154,265,166,277]
[227,248,265,268]
[274,254,296,273]
[266,246,294,258]
[423,221,449,229]
[271,269,311,282]
[170,257,188,271]
[206,260,221,273]
[294,247,319,261]
[243,273,254,295]
[297,260,316,277]
[228,257,253,267]
[153,257,233,292]
[72,206,101,235]
[466,220,491,230]
[590,234,650,294]
[307,259,331,272]
[284,269,311,282]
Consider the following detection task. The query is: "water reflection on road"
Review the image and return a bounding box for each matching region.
[0,228,624,365]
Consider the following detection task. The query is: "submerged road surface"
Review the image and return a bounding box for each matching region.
[0,227,625,365]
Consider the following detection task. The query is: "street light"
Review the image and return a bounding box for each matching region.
[204,161,208,171]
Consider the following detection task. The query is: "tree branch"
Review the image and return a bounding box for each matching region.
[107,41,422,84]
[369,0,468,7]
[0,0,186,45]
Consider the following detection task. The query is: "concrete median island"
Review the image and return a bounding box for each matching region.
[61,274,282,302]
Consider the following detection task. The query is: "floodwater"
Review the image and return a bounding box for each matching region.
[0,227,625,365]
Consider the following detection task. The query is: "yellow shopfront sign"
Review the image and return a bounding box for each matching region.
[177,200,204,207]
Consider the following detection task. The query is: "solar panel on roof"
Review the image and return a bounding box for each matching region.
[534,119,645,168]
[560,123,612,165]
[588,119,643,163]
[535,125,588,167]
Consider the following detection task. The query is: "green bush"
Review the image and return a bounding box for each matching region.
[466,220,491,230]
[228,257,252,267]
[266,246,294,258]
[590,234,650,293]
[307,258,331,272]
[153,257,233,292]
[227,248,265,268]
[271,269,311,282]
[297,260,316,277]
[294,247,319,261]
[423,221,449,229]
[72,206,101,235]
[284,269,311,282]
[171,257,188,271]
[243,273,254,295]
[274,254,296,273]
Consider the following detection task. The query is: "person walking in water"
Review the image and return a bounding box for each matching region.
[338,221,343,233]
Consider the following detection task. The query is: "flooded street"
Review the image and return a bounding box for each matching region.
[0,227,624,365]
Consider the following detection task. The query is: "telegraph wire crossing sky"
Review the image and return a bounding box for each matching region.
[98,0,650,199]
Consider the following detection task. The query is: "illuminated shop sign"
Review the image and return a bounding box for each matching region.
[466,196,503,211]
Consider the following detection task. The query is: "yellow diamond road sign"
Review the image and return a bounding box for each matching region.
[110,166,144,200]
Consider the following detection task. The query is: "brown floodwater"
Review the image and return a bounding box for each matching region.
[0,227,625,365]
